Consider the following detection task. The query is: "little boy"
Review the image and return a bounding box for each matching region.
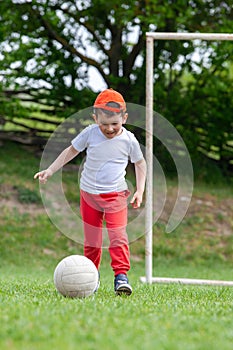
[34,89,146,295]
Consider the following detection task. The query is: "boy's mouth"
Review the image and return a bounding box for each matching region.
[106,132,115,137]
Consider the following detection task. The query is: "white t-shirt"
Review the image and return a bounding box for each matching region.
[71,124,143,194]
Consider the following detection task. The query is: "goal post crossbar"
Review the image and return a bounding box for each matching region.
[142,32,233,286]
[146,32,233,41]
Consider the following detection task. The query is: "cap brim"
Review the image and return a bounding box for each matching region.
[94,104,125,113]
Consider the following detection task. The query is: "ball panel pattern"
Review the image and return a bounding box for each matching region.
[54,255,98,298]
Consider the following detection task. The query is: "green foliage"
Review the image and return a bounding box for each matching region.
[0,1,233,171]
[186,66,232,172]
[154,41,233,174]
[1,1,232,99]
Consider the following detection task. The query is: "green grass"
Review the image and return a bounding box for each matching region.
[0,141,233,350]
[1,266,233,350]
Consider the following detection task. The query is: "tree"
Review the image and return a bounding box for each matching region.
[1,1,232,100]
[0,0,232,172]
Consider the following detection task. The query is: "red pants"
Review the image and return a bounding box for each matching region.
[80,190,130,276]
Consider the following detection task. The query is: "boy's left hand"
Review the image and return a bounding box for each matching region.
[130,191,143,209]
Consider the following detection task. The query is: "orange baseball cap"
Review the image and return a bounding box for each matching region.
[94,88,126,112]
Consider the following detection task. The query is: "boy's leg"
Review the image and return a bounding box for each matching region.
[104,192,130,276]
[80,191,104,270]
[106,205,132,295]
[106,211,130,276]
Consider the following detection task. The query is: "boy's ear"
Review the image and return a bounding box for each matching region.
[122,113,128,124]
[92,113,98,123]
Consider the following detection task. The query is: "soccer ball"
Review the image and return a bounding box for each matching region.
[54,255,99,298]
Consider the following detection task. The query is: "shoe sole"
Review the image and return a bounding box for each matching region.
[115,284,132,296]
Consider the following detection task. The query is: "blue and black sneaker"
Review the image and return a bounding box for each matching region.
[114,274,132,296]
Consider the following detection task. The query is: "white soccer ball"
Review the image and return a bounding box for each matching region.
[54,255,98,298]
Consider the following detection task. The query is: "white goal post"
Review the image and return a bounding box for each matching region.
[141,32,233,286]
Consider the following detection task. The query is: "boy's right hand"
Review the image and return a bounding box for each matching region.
[34,169,53,184]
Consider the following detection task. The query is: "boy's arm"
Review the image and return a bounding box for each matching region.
[34,145,79,184]
[130,158,147,208]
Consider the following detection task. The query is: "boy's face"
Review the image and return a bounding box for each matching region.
[93,110,128,139]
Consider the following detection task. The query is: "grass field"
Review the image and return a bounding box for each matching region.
[1,266,233,350]
[0,141,233,350]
